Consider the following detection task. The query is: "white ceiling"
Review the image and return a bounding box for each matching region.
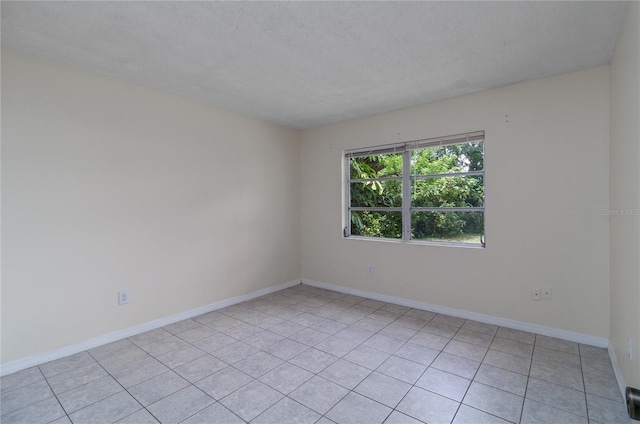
[1,1,627,129]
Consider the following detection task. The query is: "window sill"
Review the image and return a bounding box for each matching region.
[344,235,485,249]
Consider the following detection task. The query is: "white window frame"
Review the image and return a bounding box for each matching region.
[344,130,485,247]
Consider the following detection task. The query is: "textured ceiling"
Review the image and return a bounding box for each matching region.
[1,1,627,129]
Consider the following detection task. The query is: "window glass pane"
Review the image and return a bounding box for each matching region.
[345,133,485,246]
[411,141,483,175]
[350,211,402,239]
[350,153,403,179]
[411,211,484,244]
[351,180,402,208]
[411,175,484,208]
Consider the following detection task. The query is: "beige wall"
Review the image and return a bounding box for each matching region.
[2,36,627,371]
[1,50,300,363]
[300,67,610,338]
[610,2,640,389]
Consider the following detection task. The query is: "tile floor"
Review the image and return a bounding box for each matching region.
[1,284,632,424]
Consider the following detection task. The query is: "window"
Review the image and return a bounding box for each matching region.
[345,131,485,246]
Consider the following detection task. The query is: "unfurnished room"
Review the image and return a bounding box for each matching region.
[1,1,639,423]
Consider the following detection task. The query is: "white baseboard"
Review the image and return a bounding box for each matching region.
[608,340,629,403]
[303,280,630,400]
[302,278,609,348]
[2,276,618,385]
[0,279,301,377]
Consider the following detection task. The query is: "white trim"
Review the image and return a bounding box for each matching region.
[402,150,411,240]
[302,278,609,348]
[608,340,629,403]
[0,279,301,376]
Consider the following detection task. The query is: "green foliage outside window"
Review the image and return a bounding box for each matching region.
[349,142,484,243]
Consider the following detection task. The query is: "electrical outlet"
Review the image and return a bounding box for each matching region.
[542,288,552,300]
[629,336,633,360]
[118,291,129,305]
[532,288,541,301]
[367,265,374,276]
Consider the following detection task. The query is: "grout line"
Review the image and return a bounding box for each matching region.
[519,340,534,424]
[579,349,590,422]
[38,367,72,424]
